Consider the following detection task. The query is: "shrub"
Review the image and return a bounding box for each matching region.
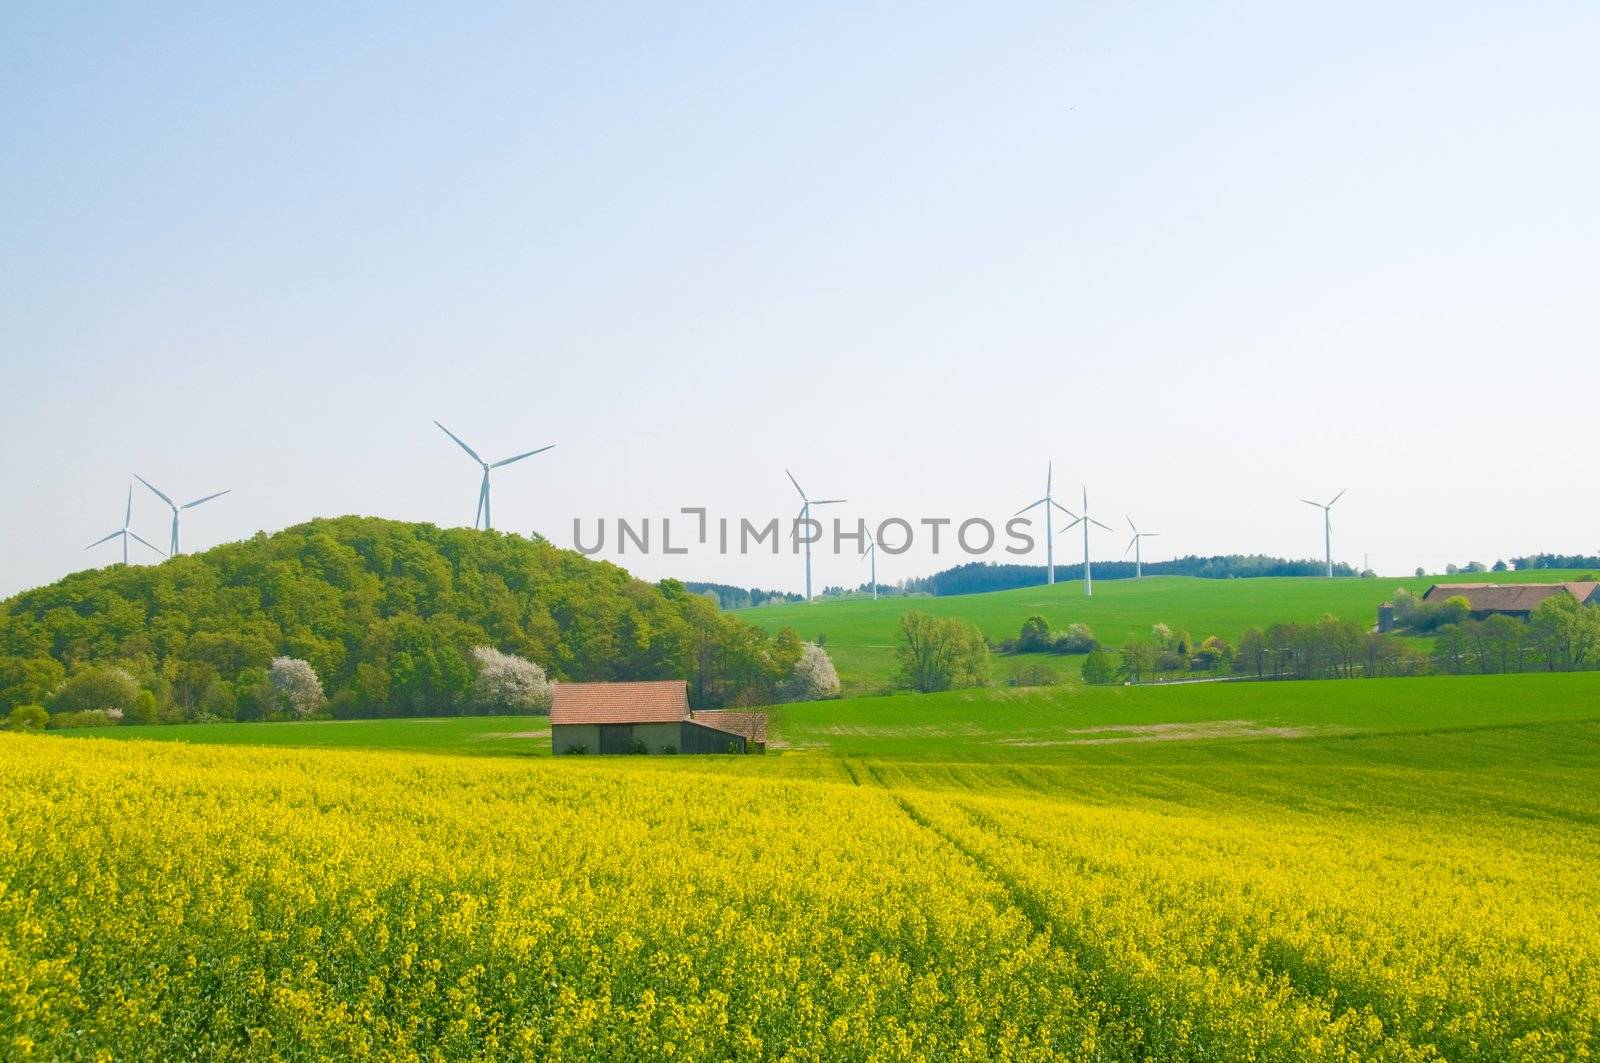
[562,744,588,755]
[50,665,139,717]
[779,643,841,701]
[47,709,120,730]
[1052,623,1098,654]
[630,739,648,755]
[5,704,49,732]
[1009,664,1057,687]
[660,744,678,755]
[470,647,554,714]
[126,689,159,726]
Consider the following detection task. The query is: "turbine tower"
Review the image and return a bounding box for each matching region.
[135,476,230,556]
[434,421,555,531]
[786,469,844,601]
[1014,461,1076,584]
[1301,489,1346,578]
[86,486,166,565]
[861,527,879,600]
[1124,516,1159,579]
[1058,486,1113,596]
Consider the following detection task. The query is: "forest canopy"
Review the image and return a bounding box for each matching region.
[0,517,802,722]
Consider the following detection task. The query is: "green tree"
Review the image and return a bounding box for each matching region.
[0,656,65,712]
[1017,615,1051,653]
[1082,647,1118,685]
[895,611,990,693]
[1118,641,1155,683]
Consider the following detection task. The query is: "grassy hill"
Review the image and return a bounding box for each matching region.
[0,516,804,719]
[738,570,1598,693]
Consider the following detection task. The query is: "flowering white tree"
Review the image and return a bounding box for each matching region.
[780,642,840,702]
[470,647,554,714]
[268,657,324,719]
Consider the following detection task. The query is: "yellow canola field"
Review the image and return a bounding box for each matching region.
[1,733,1596,1061]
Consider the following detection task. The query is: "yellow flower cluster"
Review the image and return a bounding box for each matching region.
[0,733,1595,1060]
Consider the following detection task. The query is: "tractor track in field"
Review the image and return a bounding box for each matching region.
[845,755,1453,1063]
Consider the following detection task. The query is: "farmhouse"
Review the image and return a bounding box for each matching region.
[549,680,766,755]
[1420,581,1600,619]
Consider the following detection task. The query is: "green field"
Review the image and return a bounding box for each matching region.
[739,571,1596,692]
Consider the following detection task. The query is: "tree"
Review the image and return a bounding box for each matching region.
[779,642,841,701]
[50,664,138,717]
[268,657,324,718]
[1118,641,1155,683]
[1492,559,1508,573]
[1017,615,1052,653]
[1082,647,1118,685]
[470,646,554,714]
[1530,595,1600,671]
[0,656,65,713]
[1415,567,1426,579]
[1235,628,1268,678]
[895,611,990,693]
[1431,625,1470,675]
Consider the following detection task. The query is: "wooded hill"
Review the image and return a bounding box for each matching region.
[0,517,803,719]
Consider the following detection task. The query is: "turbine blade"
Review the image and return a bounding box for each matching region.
[1126,515,1137,532]
[125,486,133,528]
[86,529,122,549]
[491,444,555,468]
[810,498,846,505]
[1091,518,1114,532]
[1058,517,1084,533]
[1050,499,1076,516]
[1046,461,1052,494]
[1013,498,1047,517]
[181,489,231,509]
[1328,488,1347,507]
[128,530,166,556]
[434,421,484,464]
[1145,532,1160,537]
[784,469,807,501]
[136,475,175,508]
[1124,537,1136,556]
[1301,499,1323,509]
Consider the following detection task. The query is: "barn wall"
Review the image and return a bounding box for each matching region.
[552,724,599,754]
[681,722,745,755]
[632,723,682,753]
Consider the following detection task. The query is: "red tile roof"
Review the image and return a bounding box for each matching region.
[550,681,690,725]
[1423,582,1600,612]
[690,710,768,746]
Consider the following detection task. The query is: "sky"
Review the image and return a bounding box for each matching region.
[3,2,1598,599]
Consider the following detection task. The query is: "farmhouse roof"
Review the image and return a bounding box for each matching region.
[550,680,690,725]
[690,710,768,746]
[1422,582,1600,612]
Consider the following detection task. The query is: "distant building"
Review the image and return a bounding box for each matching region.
[1421,582,1600,619]
[549,680,766,755]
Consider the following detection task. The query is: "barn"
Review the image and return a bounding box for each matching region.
[549,680,767,755]
[1421,581,1600,619]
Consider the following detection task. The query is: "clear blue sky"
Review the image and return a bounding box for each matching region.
[3,3,1598,597]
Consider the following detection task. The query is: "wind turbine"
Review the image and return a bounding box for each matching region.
[1014,461,1077,584]
[786,470,844,601]
[1059,486,1114,596]
[861,527,879,600]
[434,421,555,531]
[1124,516,1159,579]
[1301,489,1346,578]
[85,486,166,565]
[135,476,230,556]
